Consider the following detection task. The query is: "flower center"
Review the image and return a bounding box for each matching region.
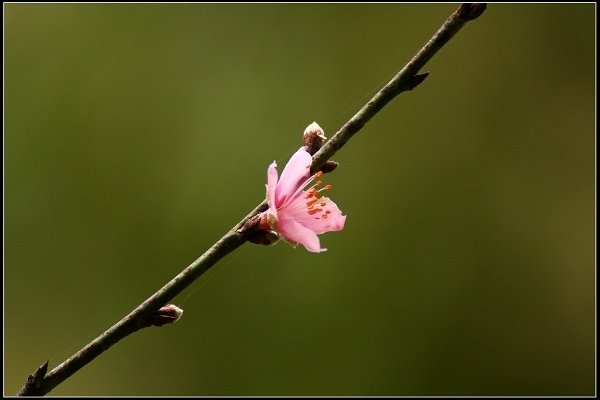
[304,171,332,220]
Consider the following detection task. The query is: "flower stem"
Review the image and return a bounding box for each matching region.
[18,3,486,396]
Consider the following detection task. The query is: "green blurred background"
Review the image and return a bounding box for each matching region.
[4,3,595,396]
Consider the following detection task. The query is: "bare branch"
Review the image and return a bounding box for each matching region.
[18,3,486,396]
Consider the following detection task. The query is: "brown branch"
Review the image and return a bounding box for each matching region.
[17,3,486,396]
[311,3,487,172]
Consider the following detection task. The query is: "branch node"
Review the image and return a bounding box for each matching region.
[320,160,339,174]
[237,213,279,245]
[406,72,430,90]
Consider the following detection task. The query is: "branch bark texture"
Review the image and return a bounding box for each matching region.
[18,3,486,396]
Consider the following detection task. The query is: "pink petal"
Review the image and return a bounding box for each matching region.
[264,161,280,230]
[278,214,326,253]
[275,148,312,206]
[266,161,278,212]
[283,195,346,234]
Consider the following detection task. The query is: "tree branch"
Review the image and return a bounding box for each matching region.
[311,3,486,171]
[18,3,486,396]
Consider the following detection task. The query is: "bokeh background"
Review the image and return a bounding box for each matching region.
[4,3,595,396]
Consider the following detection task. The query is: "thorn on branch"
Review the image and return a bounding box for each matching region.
[458,3,487,21]
[18,360,49,396]
[406,72,430,91]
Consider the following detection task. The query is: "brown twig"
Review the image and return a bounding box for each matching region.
[18,3,486,396]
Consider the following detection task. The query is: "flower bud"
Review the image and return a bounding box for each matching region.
[247,229,280,246]
[320,160,339,174]
[148,304,184,327]
[303,122,327,155]
[237,213,280,246]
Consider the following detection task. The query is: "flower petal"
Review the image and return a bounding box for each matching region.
[275,147,312,206]
[282,195,346,234]
[278,214,326,253]
[266,161,278,214]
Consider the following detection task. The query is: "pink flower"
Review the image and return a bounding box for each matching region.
[260,147,346,252]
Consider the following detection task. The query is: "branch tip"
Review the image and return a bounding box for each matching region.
[458,3,487,21]
[18,360,49,396]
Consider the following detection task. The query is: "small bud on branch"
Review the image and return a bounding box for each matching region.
[145,305,184,328]
[303,122,327,155]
